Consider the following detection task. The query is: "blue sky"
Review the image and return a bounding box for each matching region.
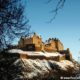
[24,0,80,60]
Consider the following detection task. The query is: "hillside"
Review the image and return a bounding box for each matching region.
[0,50,80,80]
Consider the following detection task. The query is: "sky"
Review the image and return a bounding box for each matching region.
[24,0,80,60]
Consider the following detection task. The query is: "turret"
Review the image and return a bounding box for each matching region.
[65,48,72,60]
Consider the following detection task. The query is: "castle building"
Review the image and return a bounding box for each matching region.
[18,33,44,51]
[6,33,72,61]
[18,33,64,52]
[44,38,64,52]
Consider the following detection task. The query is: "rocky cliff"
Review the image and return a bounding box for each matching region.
[0,50,80,80]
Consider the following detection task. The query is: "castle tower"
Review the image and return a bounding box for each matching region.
[54,38,64,51]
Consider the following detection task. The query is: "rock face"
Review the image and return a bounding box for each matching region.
[0,51,80,80]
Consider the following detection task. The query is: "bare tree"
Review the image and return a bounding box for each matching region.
[0,0,30,50]
[46,0,66,23]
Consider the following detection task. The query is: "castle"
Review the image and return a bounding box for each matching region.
[18,33,64,52]
[7,33,72,61]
